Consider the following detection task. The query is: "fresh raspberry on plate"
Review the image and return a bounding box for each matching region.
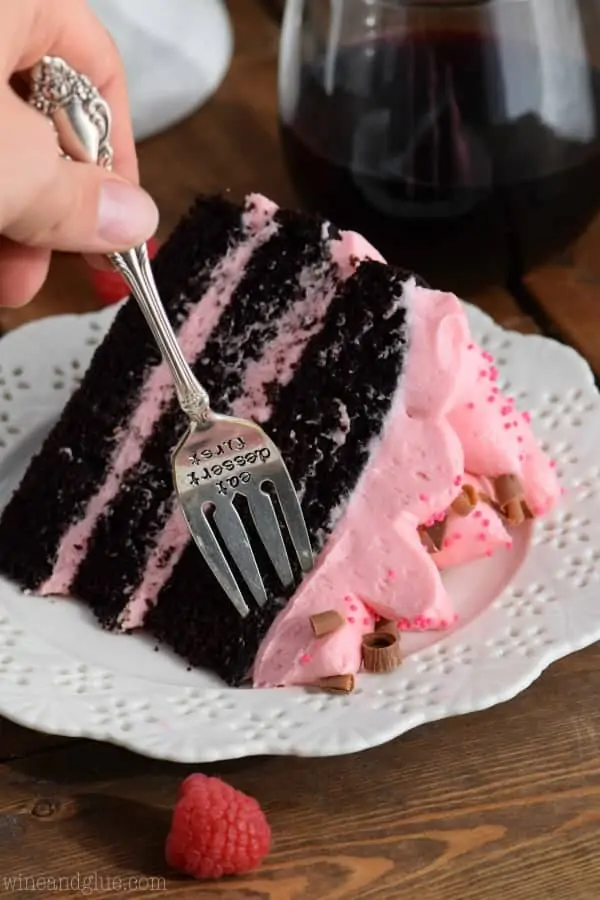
[89,236,160,306]
[165,773,271,880]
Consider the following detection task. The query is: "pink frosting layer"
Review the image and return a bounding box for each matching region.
[254,282,561,688]
[253,595,375,688]
[40,196,279,598]
[433,476,512,570]
[447,343,559,515]
[120,217,383,628]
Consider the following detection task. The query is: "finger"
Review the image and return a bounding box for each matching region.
[4,0,137,183]
[0,91,158,253]
[0,238,50,307]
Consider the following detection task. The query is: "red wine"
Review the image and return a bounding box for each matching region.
[280,32,600,294]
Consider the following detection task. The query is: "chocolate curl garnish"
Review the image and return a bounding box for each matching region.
[309,610,346,638]
[451,484,478,517]
[495,474,528,526]
[375,618,399,639]
[418,517,447,554]
[362,631,402,673]
[522,500,535,520]
[318,674,355,694]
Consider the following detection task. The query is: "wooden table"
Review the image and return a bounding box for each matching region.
[2,3,600,897]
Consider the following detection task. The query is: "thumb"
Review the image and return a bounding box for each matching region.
[0,92,158,253]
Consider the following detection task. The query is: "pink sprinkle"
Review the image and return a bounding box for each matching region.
[489,366,499,381]
[348,616,355,624]
[424,617,433,627]
[466,402,475,410]
[479,369,488,378]
[512,420,519,428]
[492,386,500,394]
[343,595,352,603]
[398,617,411,630]
[487,396,495,404]
[453,474,462,486]
[517,436,524,444]
[482,351,494,362]
[485,549,493,558]
[474,510,482,519]
[482,519,490,527]
[501,405,512,416]
[504,423,511,430]
[467,343,474,350]
[505,541,512,549]
[362,617,370,626]
[387,569,396,580]
[349,604,358,611]
[522,411,531,423]
[414,616,425,628]
[443,538,452,548]
[550,460,557,469]
[477,532,487,542]
[451,532,462,541]
[419,493,429,502]
[299,653,312,665]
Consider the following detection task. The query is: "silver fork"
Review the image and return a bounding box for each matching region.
[29,56,313,618]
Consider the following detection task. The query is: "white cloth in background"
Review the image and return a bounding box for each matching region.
[89,0,234,140]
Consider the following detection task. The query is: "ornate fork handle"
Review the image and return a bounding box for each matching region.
[30,56,211,423]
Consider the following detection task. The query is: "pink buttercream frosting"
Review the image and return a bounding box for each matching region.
[433,476,512,570]
[446,342,559,516]
[254,282,561,688]
[253,594,375,687]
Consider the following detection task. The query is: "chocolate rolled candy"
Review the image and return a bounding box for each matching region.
[495,474,527,526]
[362,631,402,673]
[309,609,346,638]
[318,674,355,694]
[451,484,478,517]
[418,517,447,553]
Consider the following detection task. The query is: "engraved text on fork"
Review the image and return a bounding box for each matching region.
[186,437,273,496]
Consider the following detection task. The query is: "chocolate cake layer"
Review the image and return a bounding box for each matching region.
[0,196,243,588]
[72,208,338,625]
[145,261,411,685]
[0,193,418,688]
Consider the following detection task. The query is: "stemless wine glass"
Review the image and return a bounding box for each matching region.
[279,0,600,294]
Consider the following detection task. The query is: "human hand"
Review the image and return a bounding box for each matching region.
[0,0,159,307]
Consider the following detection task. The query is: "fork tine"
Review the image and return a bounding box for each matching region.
[213,501,269,608]
[266,470,314,573]
[180,498,251,618]
[246,487,294,589]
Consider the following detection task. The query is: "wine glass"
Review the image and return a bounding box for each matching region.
[279,0,600,295]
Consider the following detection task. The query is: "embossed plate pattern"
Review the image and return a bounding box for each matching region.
[0,302,598,762]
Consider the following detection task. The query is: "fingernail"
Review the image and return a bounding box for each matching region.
[97,179,159,246]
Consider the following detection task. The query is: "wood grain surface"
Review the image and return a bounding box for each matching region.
[1,2,600,897]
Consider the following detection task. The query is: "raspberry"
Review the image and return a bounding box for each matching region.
[89,236,160,306]
[165,773,271,880]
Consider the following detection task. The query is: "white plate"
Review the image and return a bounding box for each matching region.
[0,303,598,762]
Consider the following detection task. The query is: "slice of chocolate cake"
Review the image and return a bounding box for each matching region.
[0,193,561,688]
